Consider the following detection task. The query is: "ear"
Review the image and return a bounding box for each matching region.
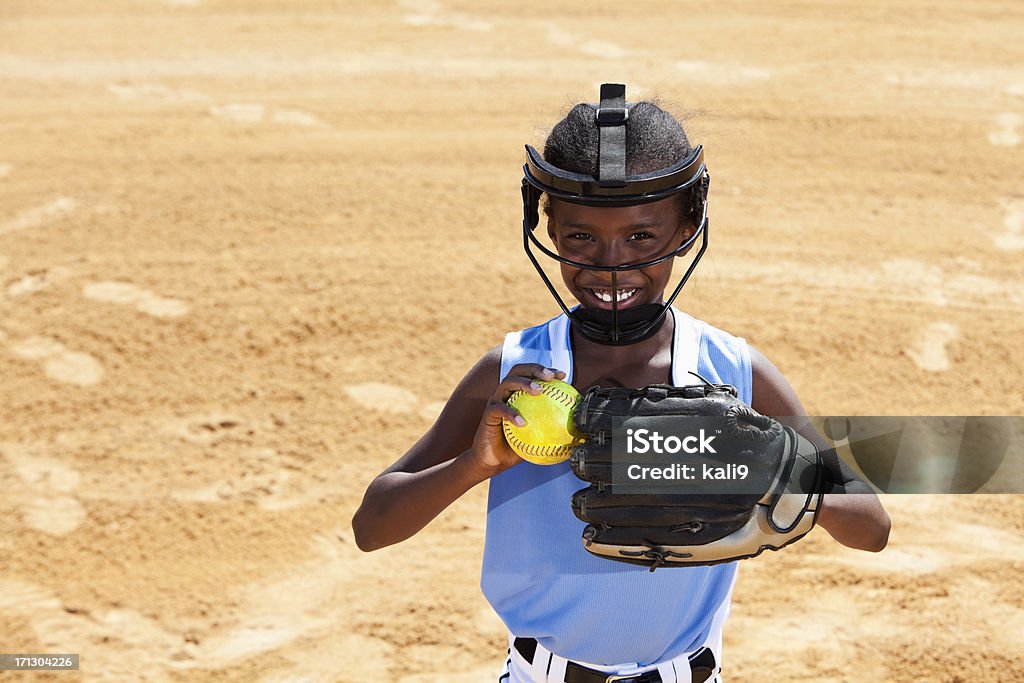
[675,223,697,257]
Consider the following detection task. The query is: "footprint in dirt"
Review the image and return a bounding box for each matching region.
[906,322,958,372]
[7,336,104,386]
[270,109,324,127]
[343,382,449,424]
[395,666,511,683]
[988,112,1021,147]
[199,532,391,673]
[106,81,210,104]
[342,382,420,414]
[210,103,326,127]
[0,196,77,236]
[0,442,88,535]
[172,464,291,507]
[35,605,192,679]
[168,412,248,445]
[546,26,630,58]
[677,60,772,83]
[0,579,203,679]
[0,579,63,613]
[165,415,324,509]
[210,102,266,123]
[400,0,493,32]
[6,267,71,297]
[168,441,334,511]
[83,280,189,318]
[992,198,1024,251]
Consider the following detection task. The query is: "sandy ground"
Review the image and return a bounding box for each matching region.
[1,1,1023,681]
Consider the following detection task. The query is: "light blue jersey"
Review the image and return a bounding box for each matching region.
[481,308,752,667]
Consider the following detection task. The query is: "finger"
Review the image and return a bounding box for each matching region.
[507,364,560,381]
[496,376,544,401]
[483,400,526,427]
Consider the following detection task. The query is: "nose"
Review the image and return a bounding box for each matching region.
[592,239,627,268]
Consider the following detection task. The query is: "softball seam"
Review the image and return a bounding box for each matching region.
[502,421,576,460]
[503,383,580,461]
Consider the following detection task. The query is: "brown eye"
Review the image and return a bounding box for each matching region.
[628,232,654,241]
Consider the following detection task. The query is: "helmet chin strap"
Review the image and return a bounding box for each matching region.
[570,303,670,345]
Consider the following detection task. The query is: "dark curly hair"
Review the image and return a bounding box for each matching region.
[541,101,705,226]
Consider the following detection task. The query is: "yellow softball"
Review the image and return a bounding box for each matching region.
[502,379,584,465]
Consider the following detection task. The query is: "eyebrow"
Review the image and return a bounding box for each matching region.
[561,221,661,230]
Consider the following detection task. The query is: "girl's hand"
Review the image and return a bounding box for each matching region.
[465,364,568,476]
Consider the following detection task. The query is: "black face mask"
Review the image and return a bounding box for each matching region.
[520,83,711,346]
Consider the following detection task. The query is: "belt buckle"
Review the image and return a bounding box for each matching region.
[605,675,643,683]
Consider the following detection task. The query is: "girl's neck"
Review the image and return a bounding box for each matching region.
[569,309,676,389]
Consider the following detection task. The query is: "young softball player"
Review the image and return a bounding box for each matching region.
[353,84,890,683]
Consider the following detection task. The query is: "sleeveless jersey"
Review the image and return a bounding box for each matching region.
[480,307,752,667]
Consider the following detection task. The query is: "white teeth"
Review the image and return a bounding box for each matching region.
[591,289,636,303]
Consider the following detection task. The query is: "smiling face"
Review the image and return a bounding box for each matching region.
[546,196,696,311]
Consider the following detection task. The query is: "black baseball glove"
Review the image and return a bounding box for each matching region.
[570,383,826,570]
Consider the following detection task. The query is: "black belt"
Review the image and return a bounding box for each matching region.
[512,637,717,683]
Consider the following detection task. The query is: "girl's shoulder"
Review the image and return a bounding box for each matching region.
[679,311,749,356]
[673,309,753,403]
[499,311,571,376]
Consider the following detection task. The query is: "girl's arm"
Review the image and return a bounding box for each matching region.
[749,345,891,552]
[351,347,563,552]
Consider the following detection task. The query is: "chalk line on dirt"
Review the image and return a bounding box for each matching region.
[8,336,104,386]
[0,196,77,236]
[906,321,958,372]
[83,280,190,318]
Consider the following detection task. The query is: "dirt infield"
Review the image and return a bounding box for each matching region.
[1,1,1023,681]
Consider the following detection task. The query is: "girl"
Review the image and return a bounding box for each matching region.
[353,84,890,683]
